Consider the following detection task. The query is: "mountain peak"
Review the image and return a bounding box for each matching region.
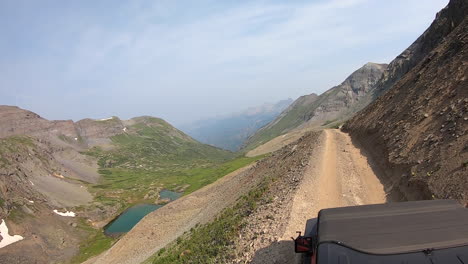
[243,62,388,150]
[363,62,387,69]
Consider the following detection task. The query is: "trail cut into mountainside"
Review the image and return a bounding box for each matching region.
[281,130,386,241]
[230,129,387,263]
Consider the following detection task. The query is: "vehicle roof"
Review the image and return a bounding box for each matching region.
[317,199,468,254]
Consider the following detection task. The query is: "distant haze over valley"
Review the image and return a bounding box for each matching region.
[180,99,293,151]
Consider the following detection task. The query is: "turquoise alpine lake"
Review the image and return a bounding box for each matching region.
[104,190,181,235]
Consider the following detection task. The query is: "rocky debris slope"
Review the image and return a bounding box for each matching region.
[344,0,468,202]
[226,131,322,263]
[244,63,387,150]
[0,136,92,214]
[0,136,91,264]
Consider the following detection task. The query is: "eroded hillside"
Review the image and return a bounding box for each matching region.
[0,136,94,263]
[344,0,468,202]
[0,106,244,264]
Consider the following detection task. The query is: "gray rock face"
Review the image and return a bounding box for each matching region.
[371,0,468,98]
[309,62,387,123]
[244,62,387,150]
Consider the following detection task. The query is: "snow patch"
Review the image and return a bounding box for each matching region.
[99,117,113,121]
[123,127,127,132]
[53,210,76,217]
[52,173,65,179]
[28,200,34,204]
[29,180,34,186]
[74,137,78,141]
[0,219,24,248]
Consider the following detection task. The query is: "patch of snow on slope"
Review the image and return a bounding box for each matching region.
[53,210,76,217]
[0,219,24,248]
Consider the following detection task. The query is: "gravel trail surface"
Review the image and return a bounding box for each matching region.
[257,129,386,263]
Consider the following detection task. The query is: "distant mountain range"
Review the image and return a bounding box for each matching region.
[180,99,293,151]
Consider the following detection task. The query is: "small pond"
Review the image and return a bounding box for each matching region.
[159,189,182,201]
[104,190,181,236]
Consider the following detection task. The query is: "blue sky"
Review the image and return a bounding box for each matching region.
[0,0,448,125]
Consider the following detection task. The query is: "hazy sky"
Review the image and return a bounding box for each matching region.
[0,0,448,125]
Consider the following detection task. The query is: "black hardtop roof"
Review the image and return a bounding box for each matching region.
[317,199,468,254]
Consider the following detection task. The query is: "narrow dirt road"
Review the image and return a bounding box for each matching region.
[277,129,386,263]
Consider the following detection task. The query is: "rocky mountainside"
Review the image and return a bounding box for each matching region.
[180,99,292,151]
[0,107,99,218]
[244,62,387,150]
[0,135,96,263]
[0,105,234,263]
[0,106,81,146]
[344,0,468,202]
[369,0,468,98]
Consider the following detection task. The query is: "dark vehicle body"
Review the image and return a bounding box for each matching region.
[294,200,468,264]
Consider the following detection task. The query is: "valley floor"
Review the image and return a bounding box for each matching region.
[84,164,259,264]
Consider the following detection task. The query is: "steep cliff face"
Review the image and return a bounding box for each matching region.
[344,0,468,202]
[244,62,386,150]
[370,0,468,98]
[309,62,387,123]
